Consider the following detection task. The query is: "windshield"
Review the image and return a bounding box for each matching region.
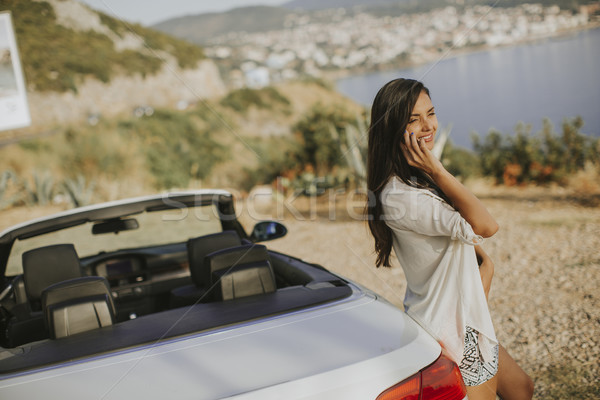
[6,204,222,276]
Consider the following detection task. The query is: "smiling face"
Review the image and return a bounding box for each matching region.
[406,90,438,151]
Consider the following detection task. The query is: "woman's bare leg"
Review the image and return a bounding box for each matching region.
[464,344,533,400]
[465,374,498,400]
[496,345,534,400]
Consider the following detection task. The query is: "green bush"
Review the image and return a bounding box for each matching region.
[472,117,599,185]
[471,129,509,183]
[220,87,291,114]
[239,137,301,192]
[5,108,229,203]
[62,175,95,207]
[23,170,54,206]
[292,104,358,175]
[441,140,481,179]
[59,127,130,178]
[118,109,227,189]
[0,170,20,209]
[111,49,162,78]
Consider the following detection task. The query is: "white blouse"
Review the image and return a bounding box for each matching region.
[381,176,497,364]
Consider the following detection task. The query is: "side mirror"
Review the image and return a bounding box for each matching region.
[250,221,287,242]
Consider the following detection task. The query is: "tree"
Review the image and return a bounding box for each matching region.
[292,104,357,175]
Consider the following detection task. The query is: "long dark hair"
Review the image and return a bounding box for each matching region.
[366,78,445,268]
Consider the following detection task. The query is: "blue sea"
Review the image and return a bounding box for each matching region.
[336,28,600,148]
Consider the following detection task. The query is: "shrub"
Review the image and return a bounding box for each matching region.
[62,175,95,207]
[472,117,598,185]
[13,122,144,204]
[292,104,358,175]
[239,137,302,192]
[220,87,291,114]
[118,109,227,189]
[472,129,510,184]
[59,127,131,178]
[0,170,20,209]
[441,141,481,179]
[23,170,54,206]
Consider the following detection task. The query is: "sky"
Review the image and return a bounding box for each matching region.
[79,0,288,26]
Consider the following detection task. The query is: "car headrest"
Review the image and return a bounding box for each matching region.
[22,244,82,302]
[187,231,241,288]
[205,244,276,301]
[207,244,270,273]
[42,276,115,339]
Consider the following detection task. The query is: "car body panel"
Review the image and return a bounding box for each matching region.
[0,190,448,399]
[0,287,440,399]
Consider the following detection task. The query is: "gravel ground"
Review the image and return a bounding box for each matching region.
[2,188,598,398]
[244,190,600,399]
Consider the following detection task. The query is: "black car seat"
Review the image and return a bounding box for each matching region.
[23,244,82,311]
[42,276,115,339]
[205,244,276,301]
[5,244,82,346]
[169,231,242,307]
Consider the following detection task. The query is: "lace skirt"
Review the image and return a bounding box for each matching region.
[458,326,499,386]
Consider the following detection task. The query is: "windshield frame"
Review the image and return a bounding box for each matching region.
[0,191,245,278]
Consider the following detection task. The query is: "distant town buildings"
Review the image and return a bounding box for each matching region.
[204,3,594,88]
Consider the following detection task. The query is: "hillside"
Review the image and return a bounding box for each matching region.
[0,77,365,208]
[153,6,295,44]
[282,0,406,11]
[0,0,225,132]
[152,0,594,44]
[152,0,420,43]
[282,0,600,12]
[152,2,417,44]
[0,0,371,210]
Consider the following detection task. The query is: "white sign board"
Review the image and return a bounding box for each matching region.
[0,11,31,131]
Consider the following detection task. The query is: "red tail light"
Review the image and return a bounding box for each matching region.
[376,354,466,400]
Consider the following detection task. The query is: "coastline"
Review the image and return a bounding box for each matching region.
[323,22,600,86]
[330,23,599,148]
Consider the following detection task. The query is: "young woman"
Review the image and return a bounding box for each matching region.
[366,78,534,400]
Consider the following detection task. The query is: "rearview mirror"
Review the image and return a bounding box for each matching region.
[92,218,139,235]
[250,221,287,242]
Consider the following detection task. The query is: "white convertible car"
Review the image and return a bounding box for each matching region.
[0,190,467,399]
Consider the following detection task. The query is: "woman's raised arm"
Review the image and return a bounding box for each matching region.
[402,130,499,238]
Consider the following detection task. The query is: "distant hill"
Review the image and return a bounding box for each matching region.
[153,0,591,45]
[2,0,205,93]
[152,6,295,44]
[282,0,406,11]
[0,0,225,131]
[151,0,461,44]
